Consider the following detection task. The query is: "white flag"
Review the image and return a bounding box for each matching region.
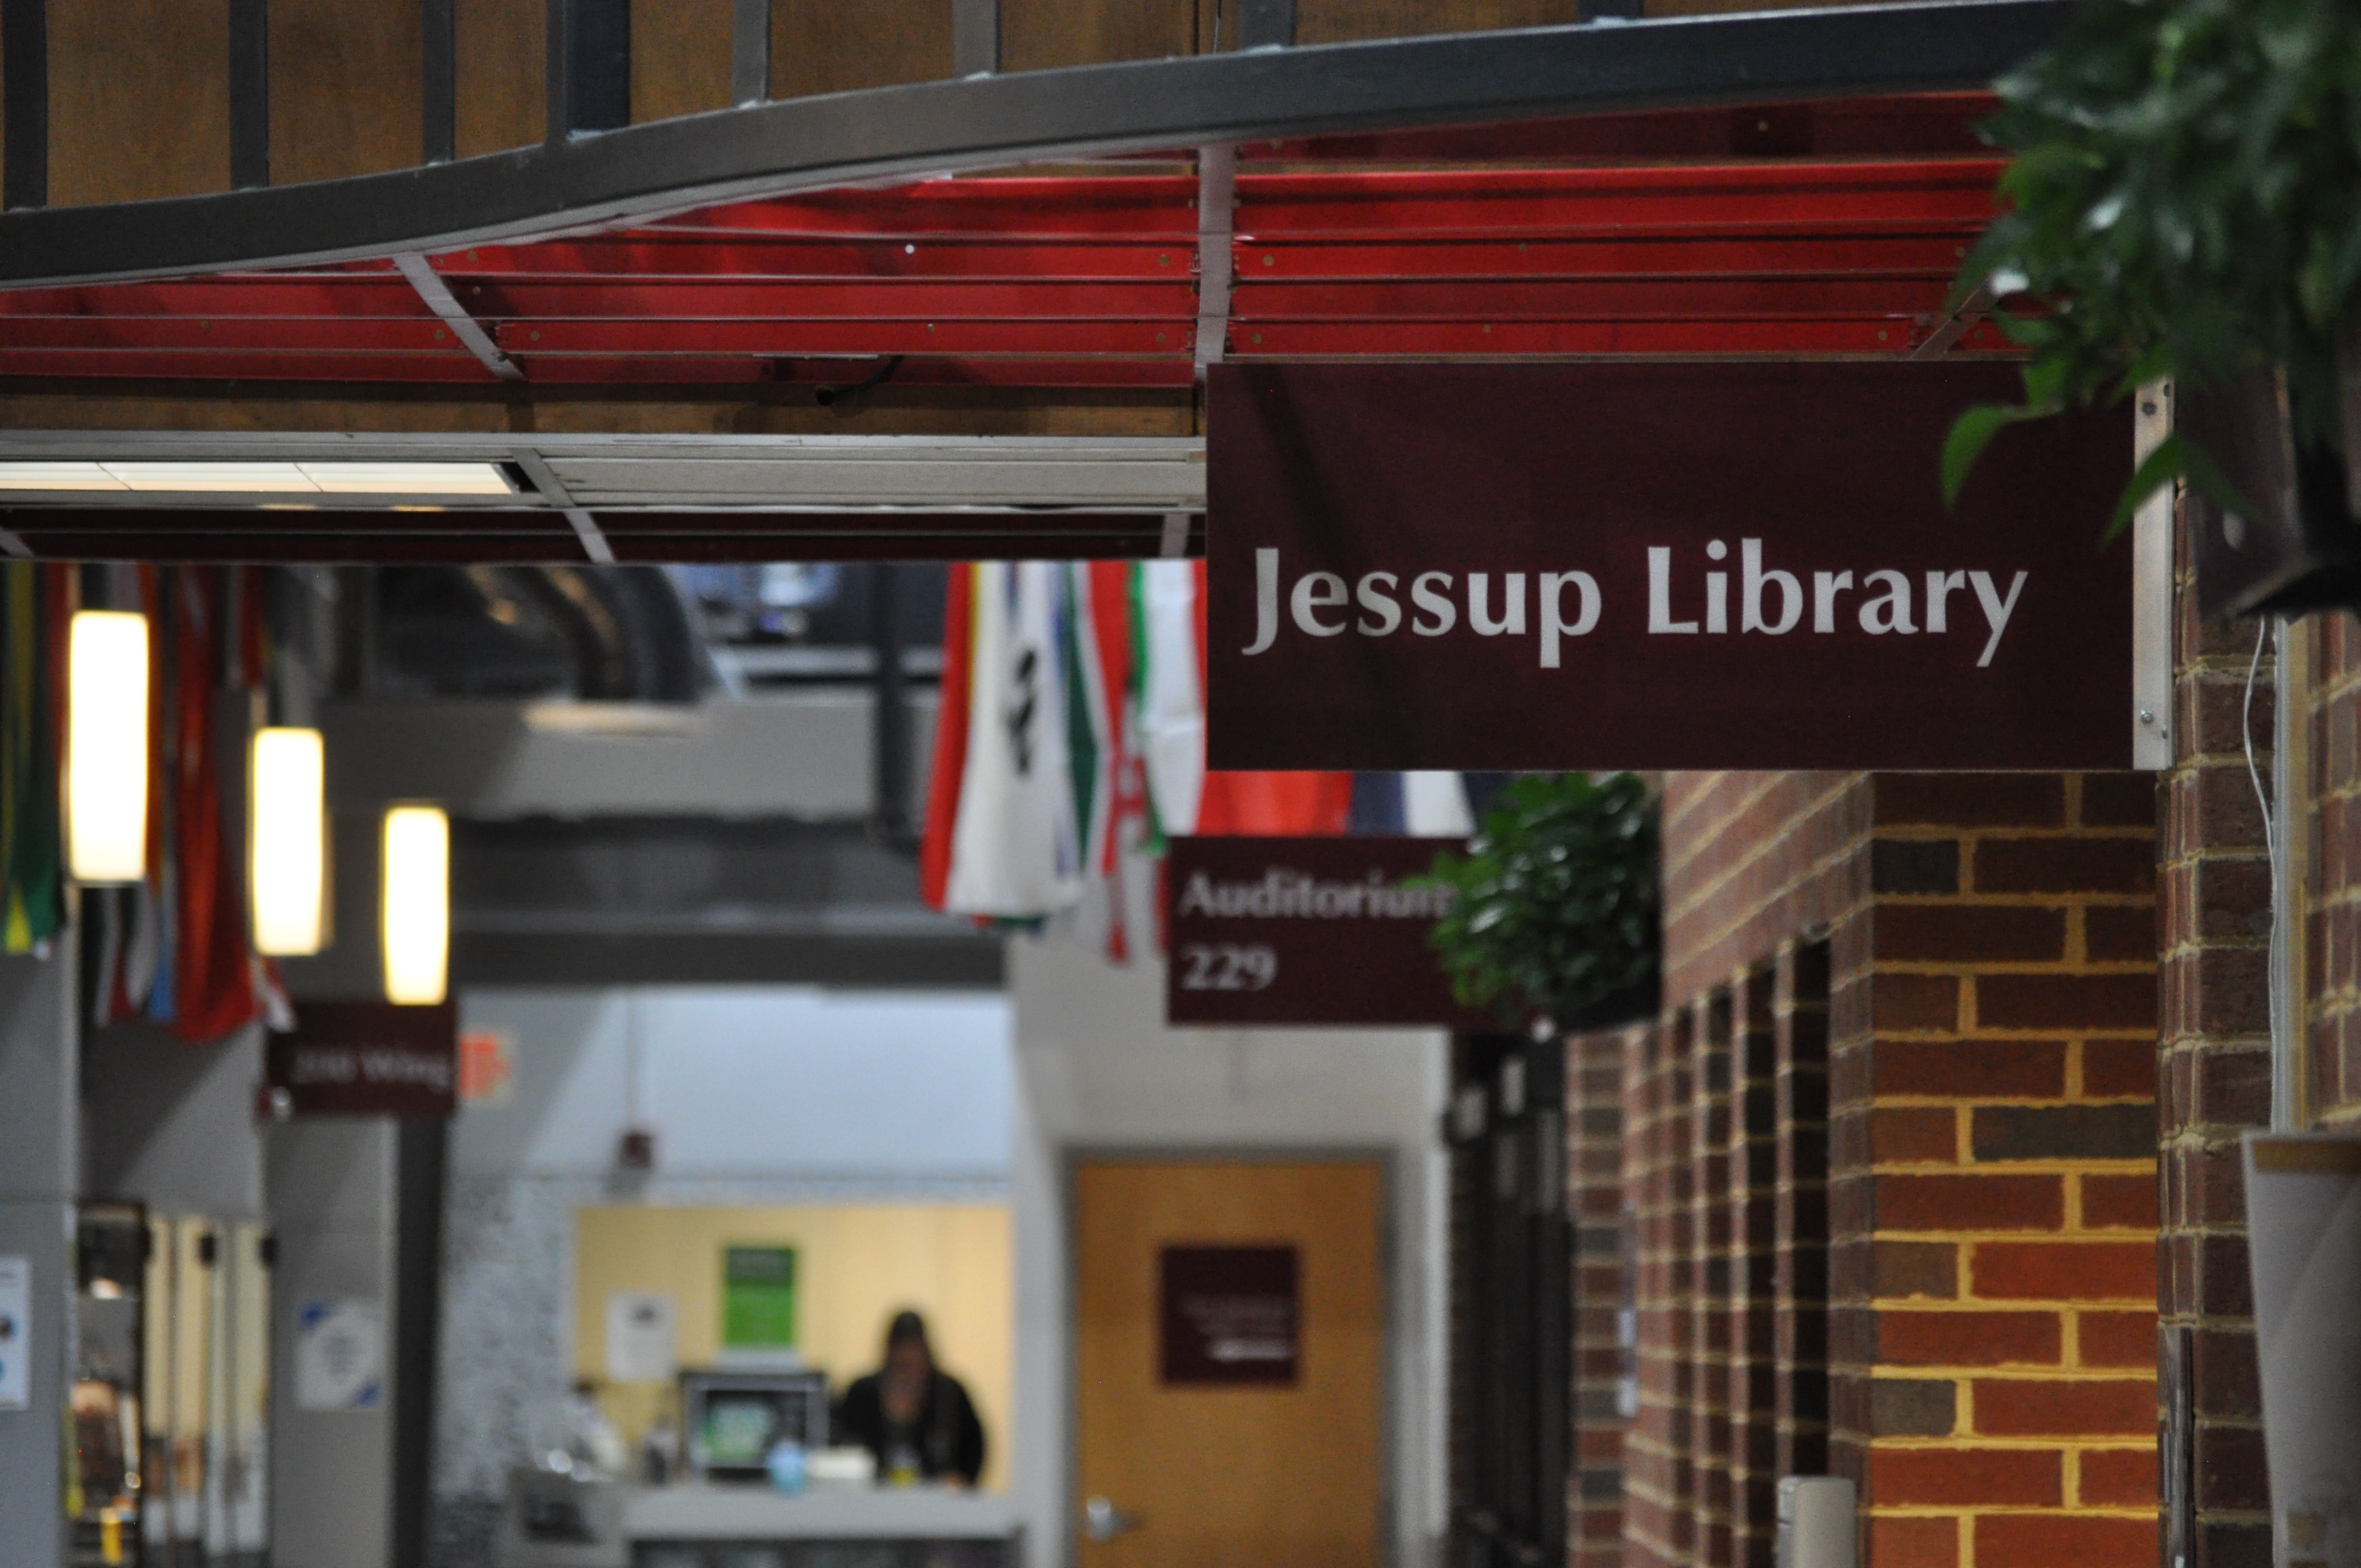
[945,562,1084,917]
[1138,559,1205,839]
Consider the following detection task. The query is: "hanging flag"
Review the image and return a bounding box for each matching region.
[1062,563,1106,882]
[0,563,64,952]
[919,564,978,911]
[1137,559,1206,839]
[167,568,258,1042]
[943,562,1084,918]
[1069,562,1150,961]
[1197,771,1354,835]
[1403,771,1476,836]
[140,564,176,1025]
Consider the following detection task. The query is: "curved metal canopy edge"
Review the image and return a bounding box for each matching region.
[0,0,2069,290]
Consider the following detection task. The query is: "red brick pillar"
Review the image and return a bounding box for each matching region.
[2158,518,2275,1566]
[1842,775,2161,1568]
[2308,612,2361,1113]
[1690,995,1737,1565]
[1626,1011,1697,1568]
[1571,1023,1644,1568]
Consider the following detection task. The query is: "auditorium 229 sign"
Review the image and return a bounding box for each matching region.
[1205,364,2141,772]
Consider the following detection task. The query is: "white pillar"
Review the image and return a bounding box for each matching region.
[0,941,79,1568]
[268,1120,398,1568]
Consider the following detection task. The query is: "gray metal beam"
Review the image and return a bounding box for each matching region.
[228,0,269,189]
[0,0,2074,288]
[1,0,46,210]
[1237,0,1293,50]
[731,0,769,105]
[423,0,457,162]
[951,0,998,76]
[507,446,616,563]
[391,252,524,380]
[544,0,568,145]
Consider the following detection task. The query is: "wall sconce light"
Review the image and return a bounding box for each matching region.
[381,804,449,1006]
[67,610,149,884]
[249,727,327,956]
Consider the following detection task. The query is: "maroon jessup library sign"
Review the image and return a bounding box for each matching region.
[1205,363,2137,773]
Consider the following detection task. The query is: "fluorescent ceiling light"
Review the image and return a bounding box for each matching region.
[300,462,514,495]
[382,805,450,1006]
[0,460,516,495]
[67,611,149,884]
[250,727,327,957]
[106,461,317,492]
[0,462,123,491]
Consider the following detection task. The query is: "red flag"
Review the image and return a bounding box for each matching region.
[1184,553,1352,837]
[918,564,976,910]
[168,569,257,1042]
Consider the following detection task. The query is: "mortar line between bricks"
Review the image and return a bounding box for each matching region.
[1661,771,1831,903]
[1864,1095,2157,1106]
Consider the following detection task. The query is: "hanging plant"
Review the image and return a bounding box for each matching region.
[1417,772,1658,1035]
[1942,0,2361,527]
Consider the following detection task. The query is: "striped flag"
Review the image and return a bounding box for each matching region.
[939,562,1085,919]
[921,557,1369,947]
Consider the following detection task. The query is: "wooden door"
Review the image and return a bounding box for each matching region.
[1072,1159,1385,1568]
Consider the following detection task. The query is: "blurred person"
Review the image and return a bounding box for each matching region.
[834,1310,985,1487]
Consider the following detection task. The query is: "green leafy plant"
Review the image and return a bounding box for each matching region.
[1417,772,1658,1033]
[1943,0,2361,525]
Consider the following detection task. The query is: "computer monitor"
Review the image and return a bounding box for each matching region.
[680,1369,831,1483]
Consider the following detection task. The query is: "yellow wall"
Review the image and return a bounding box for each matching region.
[573,1204,1011,1490]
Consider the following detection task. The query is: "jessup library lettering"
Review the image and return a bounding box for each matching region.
[1240,542,2031,669]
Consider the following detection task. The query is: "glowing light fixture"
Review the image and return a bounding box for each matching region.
[381,805,450,1006]
[0,460,515,496]
[66,611,149,884]
[249,728,327,956]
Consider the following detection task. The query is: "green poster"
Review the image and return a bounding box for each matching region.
[721,1246,797,1350]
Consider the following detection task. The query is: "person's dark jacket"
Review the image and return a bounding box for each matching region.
[834,1371,986,1485]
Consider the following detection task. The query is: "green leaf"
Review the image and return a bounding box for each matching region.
[1418,773,1659,1031]
[2174,431,2264,522]
[2105,428,2193,537]
[1941,403,2038,508]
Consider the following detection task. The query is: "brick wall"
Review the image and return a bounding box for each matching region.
[2305,611,2361,1124]
[1625,1008,1699,1568]
[1661,773,1872,1005]
[1645,769,2159,1568]
[2156,516,2274,1568]
[1570,1023,1641,1568]
[1845,774,2159,1568]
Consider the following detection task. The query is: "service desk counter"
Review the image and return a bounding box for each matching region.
[624,1483,1019,1568]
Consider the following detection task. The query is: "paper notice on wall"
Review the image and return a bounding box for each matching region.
[605,1292,676,1382]
[0,1256,28,1410]
[2245,1135,2361,1567]
[294,1299,383,1411]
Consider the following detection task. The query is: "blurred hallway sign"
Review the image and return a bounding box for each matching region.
[1164,836,1489,1027]
[293,1298,384,1411]
[2245,1135,2361,1568]
[266,1001,459,1118]
[1207,363,2153,772]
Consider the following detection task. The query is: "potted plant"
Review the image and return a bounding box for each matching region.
[1417,772,1659,1036]
[1943,0,2361,614]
